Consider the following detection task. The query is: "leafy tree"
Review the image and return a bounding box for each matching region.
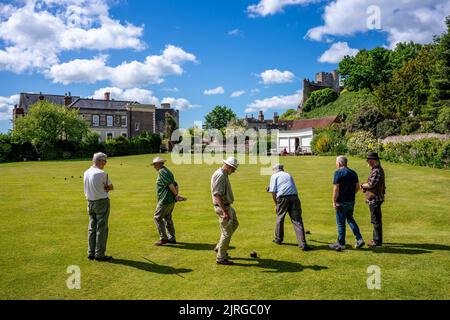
[376,119,401,139]
[302,88,339,113]
[0,133,12,162]
[339,47,392,91]
[13,101,89,157]
[374,45,435,118]
[435,107,450,133]
[426,16,450,121]
[165,112,178,151]
[389,42,422,70]
[347,105,384,135]
[204,105,237,130]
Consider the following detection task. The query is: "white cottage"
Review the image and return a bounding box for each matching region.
[277,116,339,154]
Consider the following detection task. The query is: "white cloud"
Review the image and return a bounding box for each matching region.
[318,42,359,63]
[245,90,301,113]
[247,0,317,18]
[161,97,200,111]
[260,69,295,84]
[306,0,450,48]
[204,86,225,95]
[161,87,179,93]
[231,90,246,98]
[228,29,242,36]
[0,0,145,73]
[0,94,20,121]
[250,88,260,95]
[47,45,197,88]
[90,87,159,105]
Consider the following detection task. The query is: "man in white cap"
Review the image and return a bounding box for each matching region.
[268,164,311,251]
[211,156,239,265]
[83,152,114,261]
[152,157,185,246]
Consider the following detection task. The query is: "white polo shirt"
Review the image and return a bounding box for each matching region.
[83,166,112,201]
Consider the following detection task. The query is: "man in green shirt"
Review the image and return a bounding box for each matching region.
[152,157,185,246]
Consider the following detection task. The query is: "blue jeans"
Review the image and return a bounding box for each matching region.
[335,201,362,245]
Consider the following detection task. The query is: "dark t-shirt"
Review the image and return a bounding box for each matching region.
[333,167,359,203]
[156,167,178,205]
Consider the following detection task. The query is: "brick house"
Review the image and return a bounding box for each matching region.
[13,92,179,141]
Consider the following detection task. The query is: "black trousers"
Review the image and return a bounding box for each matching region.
[369,201,383,245]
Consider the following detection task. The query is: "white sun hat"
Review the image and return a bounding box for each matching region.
[152,157,167,165]
[223,156,239,169]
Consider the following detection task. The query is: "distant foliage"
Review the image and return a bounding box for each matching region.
[204,106,237,130]
[435,107,450,134]
[311,128,347,155]
[380,138,448,168]
[347,106,385,136]
[302,88,339,113]
[279,109,300,120]
[347,131,379,157]
[376,119,401,139]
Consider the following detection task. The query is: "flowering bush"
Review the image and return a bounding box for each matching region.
[346,131,379,157]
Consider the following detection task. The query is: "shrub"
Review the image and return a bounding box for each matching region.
[438,140,450,167]
[311,128,347,155]
[376,119,401,138]
[347,106,385,135]
[347,131,379,157]
[302,88,339,113]
[400,117,421,135]
[380,138,448,168]
[0,134,12,162]
[435,107,450,133]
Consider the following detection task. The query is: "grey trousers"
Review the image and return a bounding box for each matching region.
[154,202,176,240]
[87,198,110,258]
[214,206,239,261]
[275,195,307,247]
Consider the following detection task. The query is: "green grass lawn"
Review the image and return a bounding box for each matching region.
[0,155,449,300]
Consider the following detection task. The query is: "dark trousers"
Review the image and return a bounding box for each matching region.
[369,201,383,245]
[275,195,307,247]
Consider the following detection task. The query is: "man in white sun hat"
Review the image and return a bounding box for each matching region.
[151,156,186,246]
[211,156,239,265]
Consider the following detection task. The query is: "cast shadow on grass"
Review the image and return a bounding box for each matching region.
[231,257,328,273]
[308,239,448,255]
[164,242,235,251]
[110,257,192,278]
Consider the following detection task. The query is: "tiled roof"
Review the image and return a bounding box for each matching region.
[288,116,339,130]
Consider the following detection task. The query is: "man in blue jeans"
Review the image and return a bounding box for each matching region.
[329,156,365,252]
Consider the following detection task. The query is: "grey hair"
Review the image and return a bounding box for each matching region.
[92,152,107,163]
[272,164,284,171]
[336,155,348,167]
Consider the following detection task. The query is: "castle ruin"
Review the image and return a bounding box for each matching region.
[299,70,340,110]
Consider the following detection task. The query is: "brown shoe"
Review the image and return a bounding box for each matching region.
[216,259,234,265]
[154,239,169,246]
[368,240,381,248]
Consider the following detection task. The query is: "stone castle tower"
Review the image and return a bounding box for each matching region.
[299,70,340,110]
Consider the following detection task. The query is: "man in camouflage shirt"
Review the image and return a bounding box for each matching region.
[361,152,386,248]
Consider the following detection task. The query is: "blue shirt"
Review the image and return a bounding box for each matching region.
[269,171,298,198]
[333,167,359,203]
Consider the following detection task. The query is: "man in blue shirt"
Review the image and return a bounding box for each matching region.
[329,156,365,251]
[268,164,311,251]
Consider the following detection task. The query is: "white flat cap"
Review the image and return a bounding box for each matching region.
[152,157,166,164]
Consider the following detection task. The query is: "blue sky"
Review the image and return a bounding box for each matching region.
[0,0,449,133]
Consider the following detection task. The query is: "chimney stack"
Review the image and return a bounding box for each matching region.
[39,92,44,101]
[64,93,72,106]
[104,92,110,101]
[258,110,264,122]
[161,103,171,109]
[274,112,279,124]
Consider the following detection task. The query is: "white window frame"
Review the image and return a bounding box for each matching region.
[92,115,100,127]
[121,116,127,128]
[135,122,140,131]
[107,115,113,127]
